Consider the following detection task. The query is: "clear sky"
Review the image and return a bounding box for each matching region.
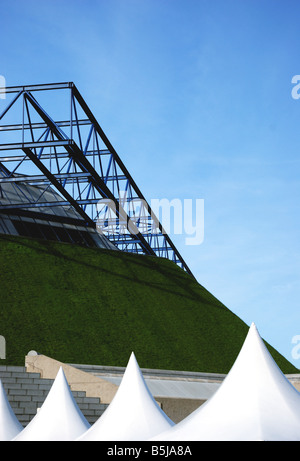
[1,0,300,369]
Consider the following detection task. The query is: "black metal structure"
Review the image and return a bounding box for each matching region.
[0,82,192,275]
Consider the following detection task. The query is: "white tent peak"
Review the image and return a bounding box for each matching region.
[14,366,90,441]
[249,321,260,335]
[128,350,139,366]
[153,322,300,441]
[0,379,23,441]
[77,352,174,441]
[125,351,148,381]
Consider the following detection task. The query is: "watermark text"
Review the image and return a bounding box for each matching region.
[96,196,204,246]
[292,335,300,360]
[0,75,6,99]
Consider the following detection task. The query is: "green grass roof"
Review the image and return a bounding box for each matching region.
[0,233,298,374]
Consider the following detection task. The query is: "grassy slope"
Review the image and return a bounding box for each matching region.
[0,233,298,374]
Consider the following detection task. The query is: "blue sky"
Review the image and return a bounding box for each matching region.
[1,0,300,368]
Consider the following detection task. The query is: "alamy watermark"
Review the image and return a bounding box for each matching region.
[0,75,6,99]
[96,196,204,246]
[291,75,300,100]
[0,336,6,359]
[291,335,300,361]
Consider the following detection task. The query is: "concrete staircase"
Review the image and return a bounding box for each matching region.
[0,365,108,427]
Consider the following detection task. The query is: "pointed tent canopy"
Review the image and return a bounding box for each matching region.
[154,323,300,441]
[78,352,174,441]
[13,367,90,441]
[0,380,23,441]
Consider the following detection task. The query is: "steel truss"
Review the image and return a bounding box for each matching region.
[0,82,192,275]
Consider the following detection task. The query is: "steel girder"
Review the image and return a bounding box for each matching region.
[0,82,193,275]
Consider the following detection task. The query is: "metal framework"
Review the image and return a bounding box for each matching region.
[0,82,193,275]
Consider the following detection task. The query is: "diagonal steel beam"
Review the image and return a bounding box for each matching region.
[24,91,156,256]
[71,84,192,273]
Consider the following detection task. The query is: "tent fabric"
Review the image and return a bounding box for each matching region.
[0,324,299,441]
[153,323,300,441]
[0,380,23,441]
[77,352,174,441]
[13,367,90,441]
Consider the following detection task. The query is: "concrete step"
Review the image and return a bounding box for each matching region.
[0,366,108,427]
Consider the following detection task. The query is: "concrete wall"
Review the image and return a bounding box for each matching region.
[287,375,300,392]
[157,398,205,424]
[25,353,118,404]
